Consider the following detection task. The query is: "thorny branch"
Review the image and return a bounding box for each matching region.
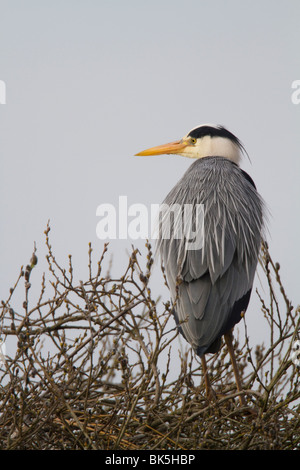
[0,227,299,450]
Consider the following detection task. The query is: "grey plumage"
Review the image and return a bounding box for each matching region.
[157,156,265,356]
[136,124,266,362]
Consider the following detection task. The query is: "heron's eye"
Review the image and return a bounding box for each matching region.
[191,138,197,145]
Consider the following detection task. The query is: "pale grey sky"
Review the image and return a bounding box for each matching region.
[0,0,299,352]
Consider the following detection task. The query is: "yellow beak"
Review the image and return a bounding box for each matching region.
[135,138,191,156]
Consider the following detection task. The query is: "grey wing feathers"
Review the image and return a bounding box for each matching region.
[158,157,265,356]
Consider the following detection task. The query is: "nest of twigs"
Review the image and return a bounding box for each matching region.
[0,224,299,450]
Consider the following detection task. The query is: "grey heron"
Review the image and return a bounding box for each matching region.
[135,124,266,406]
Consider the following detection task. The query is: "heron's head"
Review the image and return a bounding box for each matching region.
[135,124,246,165]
